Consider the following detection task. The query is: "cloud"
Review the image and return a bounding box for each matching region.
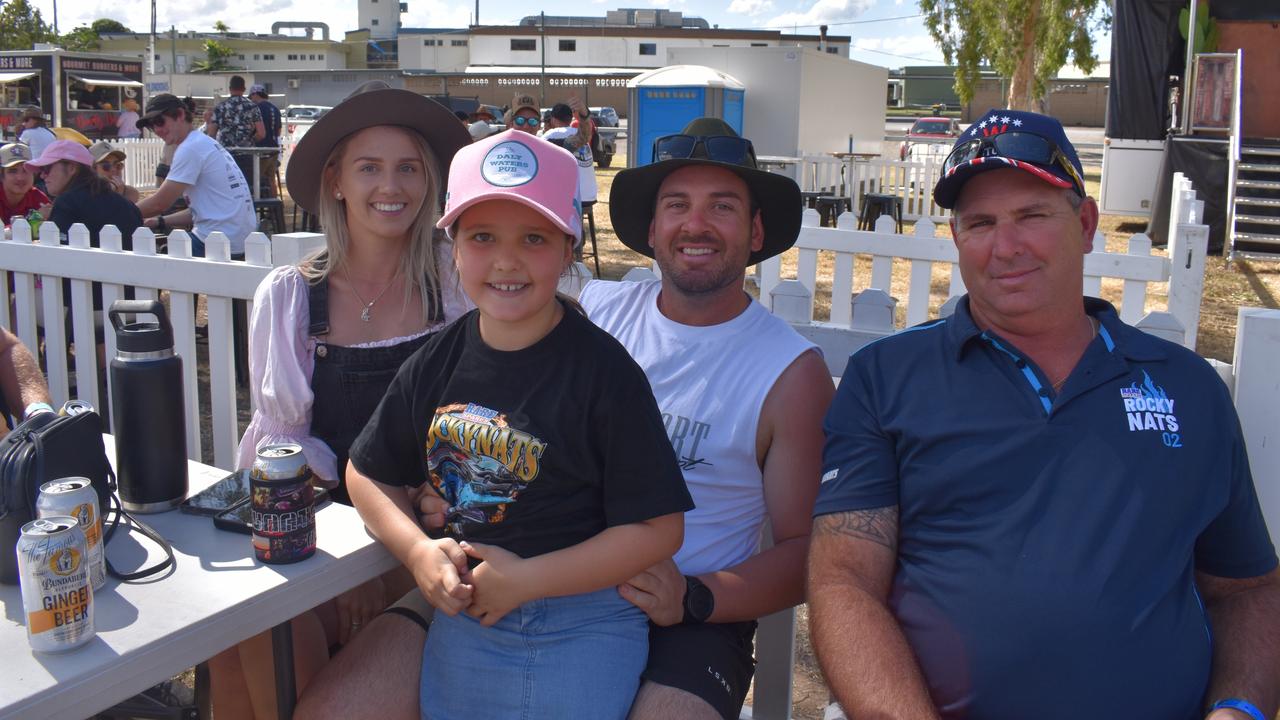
[728,0,775,17]
[767,0,874,30]
[853,33,942,61]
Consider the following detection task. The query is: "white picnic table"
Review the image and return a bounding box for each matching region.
[0,435,398,720]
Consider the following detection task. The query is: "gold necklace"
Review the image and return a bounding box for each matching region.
[341,265,400,322]
[1050,316,1099,392]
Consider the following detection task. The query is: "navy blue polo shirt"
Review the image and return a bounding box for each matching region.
[816,297,1276,720]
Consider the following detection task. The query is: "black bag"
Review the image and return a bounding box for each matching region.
[0,405,174,584]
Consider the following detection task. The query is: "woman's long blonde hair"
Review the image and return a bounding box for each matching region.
[298,127,445,323]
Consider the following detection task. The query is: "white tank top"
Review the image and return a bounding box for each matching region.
[580,279,817,575]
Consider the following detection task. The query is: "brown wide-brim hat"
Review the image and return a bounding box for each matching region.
[287,81,472,214]
[609,117,801,266]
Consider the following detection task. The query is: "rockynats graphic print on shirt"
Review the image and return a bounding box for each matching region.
[425,402,546,537]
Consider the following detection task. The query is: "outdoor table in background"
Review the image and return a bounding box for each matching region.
[0,435,398,720]
[230,146,282,202]
[757,154,802,183]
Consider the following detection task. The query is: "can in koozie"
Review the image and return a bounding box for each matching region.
[36,478,105,590]
[18,516,95,653]
[250,444,316,564]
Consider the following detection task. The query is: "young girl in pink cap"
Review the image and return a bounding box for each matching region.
[347,130,691,718]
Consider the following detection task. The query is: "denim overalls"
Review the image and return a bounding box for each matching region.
[306,274,438,505]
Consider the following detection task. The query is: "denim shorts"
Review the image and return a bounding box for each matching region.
[420,587,648,720]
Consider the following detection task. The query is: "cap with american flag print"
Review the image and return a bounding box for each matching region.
[932,109,1085,209]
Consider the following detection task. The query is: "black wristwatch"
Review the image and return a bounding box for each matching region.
[155,214,167,232]
[682,575,715,625]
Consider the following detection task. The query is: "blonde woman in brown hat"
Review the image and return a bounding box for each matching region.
[211,81,473,719]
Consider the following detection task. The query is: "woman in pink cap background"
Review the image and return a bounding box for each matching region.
[345,129,692,718]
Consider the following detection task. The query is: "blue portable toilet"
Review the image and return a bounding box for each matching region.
[627,65,746,167]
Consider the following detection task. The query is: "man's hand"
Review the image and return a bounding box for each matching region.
[460,542,535,626]
[334,575,385,645]
[409,485,448,531]
[617,558,685,626]
[566,95,588,119]
[406,537,472,616]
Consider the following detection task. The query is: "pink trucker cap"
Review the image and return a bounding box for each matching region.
[25,140,95,169]
[437,129,582,241]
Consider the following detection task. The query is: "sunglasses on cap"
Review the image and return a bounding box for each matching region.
[943,132,1085,197]
[512,116,540,127]
[652,134,756,166]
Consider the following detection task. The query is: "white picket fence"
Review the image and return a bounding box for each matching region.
[796,154,949,223]
[110,138,167,191]
[0,221,324,471]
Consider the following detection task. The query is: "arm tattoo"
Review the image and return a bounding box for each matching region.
[814,507,899,551]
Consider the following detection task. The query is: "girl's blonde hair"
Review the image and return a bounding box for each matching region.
[298,127,445,322]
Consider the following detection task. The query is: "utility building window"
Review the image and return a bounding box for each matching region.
[372,18,379,25]
[559,39,576,51]
[639,43,656,55]
[511,39,536,51]
[452,40,467,46]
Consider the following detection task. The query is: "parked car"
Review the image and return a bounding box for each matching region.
[899,117,960,160]
[283,105,331,120]
[589,107,618,168]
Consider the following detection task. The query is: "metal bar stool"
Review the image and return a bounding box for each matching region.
[254,199,287,236]
[579,200,600,277]
[858,193,904,232]
[816,196,852,227]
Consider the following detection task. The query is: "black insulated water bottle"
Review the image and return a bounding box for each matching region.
[108,300,189,513]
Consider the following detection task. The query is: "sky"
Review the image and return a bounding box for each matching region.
[31,0,1109,71]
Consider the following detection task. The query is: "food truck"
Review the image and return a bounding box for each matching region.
[0,49,144,141]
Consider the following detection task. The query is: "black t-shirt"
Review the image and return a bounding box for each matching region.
[350,304,693,559]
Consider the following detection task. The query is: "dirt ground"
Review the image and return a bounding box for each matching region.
[191,151,1277,720]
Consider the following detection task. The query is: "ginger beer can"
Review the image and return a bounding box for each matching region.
[18,516,95,652]
[37,478,105,590]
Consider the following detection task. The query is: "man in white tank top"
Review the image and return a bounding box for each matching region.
[292,118,834,720]
[578,117,834,720]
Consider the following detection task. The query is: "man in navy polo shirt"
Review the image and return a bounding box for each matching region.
[807,109,1280,720]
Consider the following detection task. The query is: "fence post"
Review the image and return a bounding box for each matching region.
[269,232,327,267]
[1118,234,1153,326]
[201,231,239,471]
[769,280,812,323]
[620,267,657,283]
[67,224,101,412]
[1232,308,1280,544]
[164,229,203,463]
[1135,311,1186,346]
[9,220,38,352]
[852,288,896,336]
[1166,223,1209,350]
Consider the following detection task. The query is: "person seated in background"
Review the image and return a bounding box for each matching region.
[0,142,50,226]
[0,327,51,441]
[136,94,256,258]
[89,141,140,203]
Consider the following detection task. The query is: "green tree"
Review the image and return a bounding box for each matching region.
[920,0,1111,110]
[0,0,57,51]
[91,18,131,34]
[213,20,229,33]
[60,25,101,51]
[58,18,131,51]
[190,38,235,72]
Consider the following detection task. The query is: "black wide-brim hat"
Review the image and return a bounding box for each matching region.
[610,118,801,266]
[286,81,473,214]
